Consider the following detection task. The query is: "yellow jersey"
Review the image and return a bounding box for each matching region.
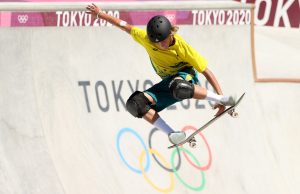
[130,27,208,79]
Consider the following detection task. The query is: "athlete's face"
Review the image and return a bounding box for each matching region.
[156,35,172,50]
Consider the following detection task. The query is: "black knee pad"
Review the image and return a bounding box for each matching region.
[169,79,194,100]
[126,91,151,118]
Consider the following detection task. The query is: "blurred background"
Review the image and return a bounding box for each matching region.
[0,1,299,194]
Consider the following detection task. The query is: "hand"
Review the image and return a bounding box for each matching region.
[213,104,225,117]
[86,3,102,18]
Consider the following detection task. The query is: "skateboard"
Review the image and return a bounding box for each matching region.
[168,93,246,149]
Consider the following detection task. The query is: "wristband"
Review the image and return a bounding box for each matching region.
[119,20,127,27]
[96,11,102,19]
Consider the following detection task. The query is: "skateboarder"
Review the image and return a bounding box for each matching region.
[86,4,236,145]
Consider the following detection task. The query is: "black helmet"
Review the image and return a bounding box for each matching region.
[147,15,172,43]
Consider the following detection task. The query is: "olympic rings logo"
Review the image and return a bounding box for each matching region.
[116,125,212,192]
[17,15,29,24]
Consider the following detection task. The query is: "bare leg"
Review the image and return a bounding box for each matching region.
[143,108,159,124]
[192,79,236,116]
[192,80,229,104]
[193,85,208,99]
[142,101,185,144]
[141,86,189,144]
[142,92,159,124]
[142,92,175,135]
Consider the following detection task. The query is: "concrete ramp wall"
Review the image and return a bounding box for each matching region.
[0,25,299,194]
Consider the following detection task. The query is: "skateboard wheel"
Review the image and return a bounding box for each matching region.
[189,142,197,148]
[231,112,238,118]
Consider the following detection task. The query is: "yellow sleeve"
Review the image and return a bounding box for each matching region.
[177,38,208,73]
[130,27,148,45]
[185,44,208,73]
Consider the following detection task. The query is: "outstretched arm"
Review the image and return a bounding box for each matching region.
[86,3,133,34]
[202,67,223,95]
[202,67,226,116]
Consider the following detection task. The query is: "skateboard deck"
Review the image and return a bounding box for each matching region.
[168,93,246,149]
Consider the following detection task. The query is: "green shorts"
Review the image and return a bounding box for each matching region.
[145,67,199,112]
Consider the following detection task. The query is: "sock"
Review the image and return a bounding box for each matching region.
[205,90,229,103]
[153,117,175,134]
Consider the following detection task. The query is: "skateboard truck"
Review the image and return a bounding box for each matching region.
[188,137,197,148]
[228,108,238,118]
